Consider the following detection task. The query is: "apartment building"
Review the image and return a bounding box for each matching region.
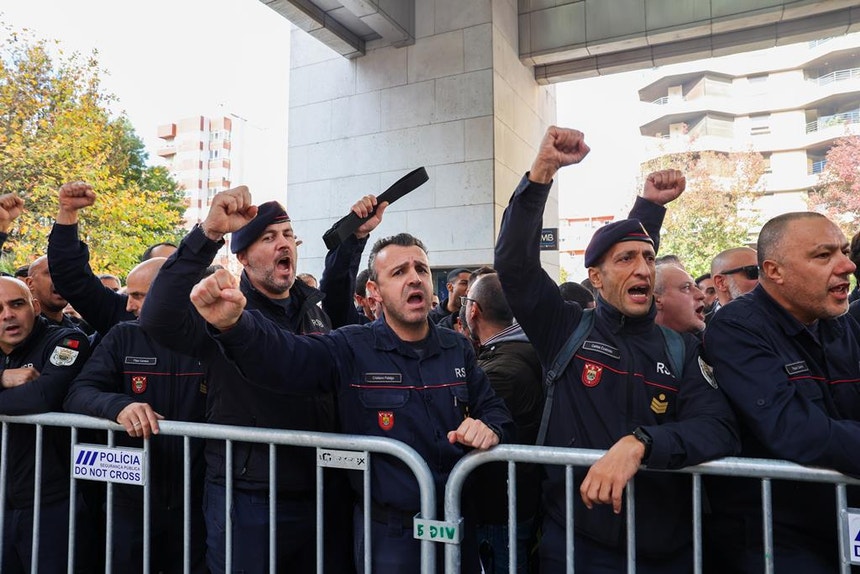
[638,33,860,225]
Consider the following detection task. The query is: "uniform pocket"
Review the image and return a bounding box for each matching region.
[357,388,410,409]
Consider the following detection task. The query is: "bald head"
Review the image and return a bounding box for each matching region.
[125,257,166,317]
[0,277,39,354]
[27,255,67,319]
[711,247,758,306]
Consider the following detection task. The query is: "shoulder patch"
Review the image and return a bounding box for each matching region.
[50,345,80,367]
[698,356,717,389]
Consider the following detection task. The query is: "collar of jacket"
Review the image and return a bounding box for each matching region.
[751,283,844,340]
[239,270,324,312]
[2,315,49,359]
[595,294,657,335]
[370,316,456,357]
[481,322,529,349]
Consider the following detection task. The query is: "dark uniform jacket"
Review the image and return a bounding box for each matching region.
[0,317,90,507]
[211,313,514,512]
[63,321,207,508]
[494,175,740,556]
[705,284,860,550]
[48,222,135,336]
[139,225,337,493]
[473,324,543,524]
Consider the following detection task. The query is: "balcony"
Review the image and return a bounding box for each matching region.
[812,67,860,87]
[806,110,860,133]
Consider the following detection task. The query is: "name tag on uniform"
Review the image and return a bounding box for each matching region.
[582,341,621,360]
[125,356,157,366]
[784,361,809,375]
[365,373,402,384]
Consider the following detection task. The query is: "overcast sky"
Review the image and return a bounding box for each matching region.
[0,0,292,171]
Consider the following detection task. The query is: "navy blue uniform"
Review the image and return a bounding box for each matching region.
[494,175,740,571]
[63,321,207,573]
[210,312,514,573]
[139,225,352,574]
[0,317,91,573]
[48,222,134,336]
[704,285,860,572]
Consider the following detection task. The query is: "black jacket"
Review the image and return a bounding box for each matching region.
[140,225,337,493]
[472,324,543,524]
[0,317,90,507]
[48,222,134,336]
[63,321,207,507]
[495,175,740,556]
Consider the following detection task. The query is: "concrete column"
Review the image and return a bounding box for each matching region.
[287,0,558,279]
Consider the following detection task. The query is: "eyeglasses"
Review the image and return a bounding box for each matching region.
[718,265,759,280]
[459,296,480,309]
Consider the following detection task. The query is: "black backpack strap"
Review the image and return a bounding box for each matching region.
[657,325,685,379]
[536,308,595,446]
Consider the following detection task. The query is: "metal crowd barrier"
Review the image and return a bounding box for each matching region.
[443,444,860,574]
[0,412,439,574]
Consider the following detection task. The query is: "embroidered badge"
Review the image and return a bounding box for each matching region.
[698,356,718,389]
[50,345,79,367]
[582,363,603,387]
[365,373,402,384]
[651,393,668,414]
[124,356,157,366]
[378,411,394,431]
[132,376,147,394]
[60,338,80,349]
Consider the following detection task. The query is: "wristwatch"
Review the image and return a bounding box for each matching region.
[631,426,652,461]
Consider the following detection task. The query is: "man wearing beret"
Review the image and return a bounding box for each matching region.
[140,189,383,573]
[494,126,740,573]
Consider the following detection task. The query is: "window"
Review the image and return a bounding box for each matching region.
[749,114,770,136]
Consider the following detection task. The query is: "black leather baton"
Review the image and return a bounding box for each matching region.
[322,167,429,250]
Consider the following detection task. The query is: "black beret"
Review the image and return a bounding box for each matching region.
[230,201,290,254]
[584,219,654,268]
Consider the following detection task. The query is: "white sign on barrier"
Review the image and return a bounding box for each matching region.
[413,517,463,544]
[72,444,146,486]
[317,448,368,470]
[846,508,860,564]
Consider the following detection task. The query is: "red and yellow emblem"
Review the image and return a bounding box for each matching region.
[581,363,603,387]
[132,376,147,394]
[378,411,394,431]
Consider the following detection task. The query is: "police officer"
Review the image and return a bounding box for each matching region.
[186,188,513,573]
[0,277,91,573]
[705,211,860,572]
[63,257,208,574]
[494,126,740,573]
[140,188,385,573]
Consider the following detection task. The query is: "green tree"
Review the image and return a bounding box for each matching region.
[807,134,860,239]
[0,23,185,276]
[641,147,766,278]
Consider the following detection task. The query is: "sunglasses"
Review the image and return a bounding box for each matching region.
[718,265,759,280]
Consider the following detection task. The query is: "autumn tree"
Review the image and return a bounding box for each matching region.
[0,23,185,276]
[807,134,860,238]
[641,148,766,277]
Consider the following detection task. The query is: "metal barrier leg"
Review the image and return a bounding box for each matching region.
[271,444,277,574]
[565,465,574,574]
[143,439,151,574]
[105,430,115,574]
[184,436,191,574]
[225,440,233,573]
[625,478,636,574]
[364,456,372,574]
[316,456,324,574]
[837,483,850,574]
[761,478,774,574]
[30,424,43,574]
[68,427,79,574]
[0,423,7,571]
[508,460,517,574]
[693,473,703,574]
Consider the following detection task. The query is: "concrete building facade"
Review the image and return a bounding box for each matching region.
[285,1,557,281]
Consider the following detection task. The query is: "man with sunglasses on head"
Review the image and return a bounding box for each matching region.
[709,247,759,314]
[703,212,860,572]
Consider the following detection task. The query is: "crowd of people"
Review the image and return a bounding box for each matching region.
[1,125,859,574]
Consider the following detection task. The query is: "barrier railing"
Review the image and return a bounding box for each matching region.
[0,412,439,574]
[443,444,860,574]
